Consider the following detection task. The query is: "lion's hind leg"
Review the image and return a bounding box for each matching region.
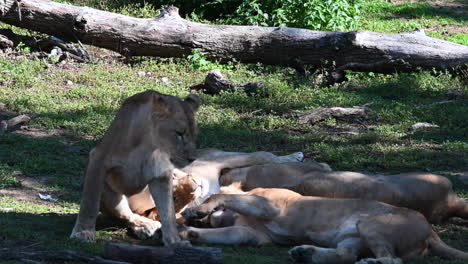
[289,237,363,264]
[356,211,431,263]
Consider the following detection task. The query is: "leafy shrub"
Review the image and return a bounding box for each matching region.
[187,50,234,71]
[233,0,362,31]
[159,0,362,31]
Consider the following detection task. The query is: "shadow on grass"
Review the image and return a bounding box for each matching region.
[0,211,129,251]
[0,132,94,203]
[394,6,465,22]
[368,1,467,23]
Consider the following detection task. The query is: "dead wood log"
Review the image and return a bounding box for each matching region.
[103,242,222,264]
[0,114,30,131]
[0,249,128,264]
[294,106,370,124]
[190,69,263,95]
[0,33,14,49]
[0,0,467,74]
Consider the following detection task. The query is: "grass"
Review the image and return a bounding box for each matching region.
[0,0,467,263]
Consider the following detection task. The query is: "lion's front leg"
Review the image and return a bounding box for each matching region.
[179,225,270,245]
[101,184,161,240]
[145,150,188,246]
[70,159,104,241]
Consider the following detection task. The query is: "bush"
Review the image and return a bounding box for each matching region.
[159,0,362,31]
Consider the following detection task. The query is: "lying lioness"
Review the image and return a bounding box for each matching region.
[219,163,468,223]
[97,149,308,238]
[180,188,468,264]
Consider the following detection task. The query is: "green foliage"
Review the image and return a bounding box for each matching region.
[232,0,362,31]
[16,42,31,53]
[187,49,234,71]
[159,0,362,31]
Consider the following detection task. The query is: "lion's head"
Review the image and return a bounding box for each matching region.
[111,90,200,167]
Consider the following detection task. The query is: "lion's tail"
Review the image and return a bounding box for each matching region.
[429,230,468,260]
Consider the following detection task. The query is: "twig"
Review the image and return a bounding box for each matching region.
[0,249,129,264]
[16,0,21,21]
[20,259,43,264]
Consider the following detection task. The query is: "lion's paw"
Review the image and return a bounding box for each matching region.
[179,226,199,242]
[279,152,304,163]
[288,245,316,263]
[130,217,162,240]
[70,230,96,242]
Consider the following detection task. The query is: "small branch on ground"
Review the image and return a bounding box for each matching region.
[190,69,263,95]
[294,106,371,125]
[103,242,222,264]
[0,29,91,62]
[0,249,128,264]
[0,114,31,131]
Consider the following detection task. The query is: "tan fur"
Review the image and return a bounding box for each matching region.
[181,188,468,263]
[122,149,308,224]
[221,163,468,223]
[70,90,199,246]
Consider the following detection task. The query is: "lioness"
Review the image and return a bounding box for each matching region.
[219,163,468,223]
[70,90,199,246]
[180,188,468,264]
[122,149,308,227]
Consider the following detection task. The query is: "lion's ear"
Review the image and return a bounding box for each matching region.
[152,93,171,119]
[184,94,200,113]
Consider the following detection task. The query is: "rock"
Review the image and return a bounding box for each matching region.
[411,122,439,130]
[161,77,170,84]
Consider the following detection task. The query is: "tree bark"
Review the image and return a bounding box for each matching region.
[0,0,467,74]
[103,242,222,264]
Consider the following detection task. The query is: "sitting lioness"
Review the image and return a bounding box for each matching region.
[70,90,200,246]
[180,188,468,264]
[219,163,468,223]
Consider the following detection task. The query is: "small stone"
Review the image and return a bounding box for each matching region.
[66,80,73,86]
[137,71,146,77]
[411,122,439,130]
[161,77,169,84]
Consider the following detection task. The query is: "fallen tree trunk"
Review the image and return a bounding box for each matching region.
[103,242,222,264]
[0,0,467,75]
